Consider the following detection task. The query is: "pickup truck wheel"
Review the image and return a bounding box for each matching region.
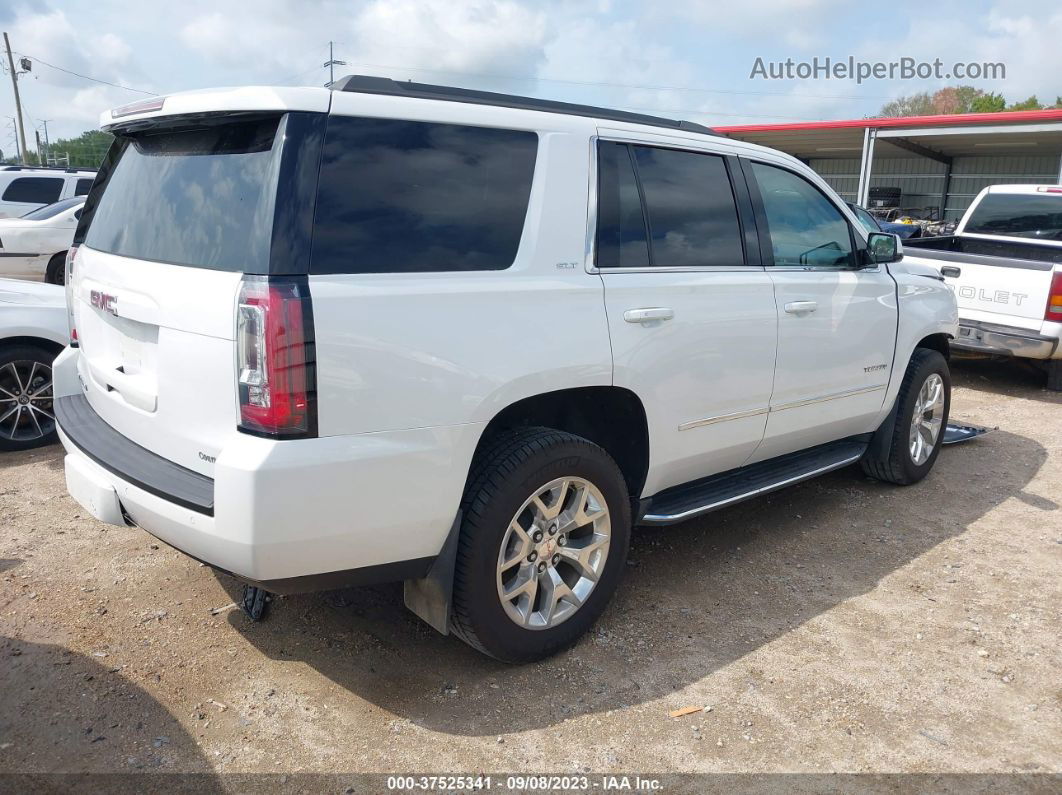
[450,427,631,663]
[0,344,58,452]
[862,348,950,485]
[1047,360,1062,392]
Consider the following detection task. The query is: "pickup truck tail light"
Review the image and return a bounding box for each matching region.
[65,246,79,346]
[236,276,317,438]
[1047,271,1062,322]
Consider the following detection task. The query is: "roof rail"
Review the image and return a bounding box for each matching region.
[0,165,97,173]
[330,75,716,136]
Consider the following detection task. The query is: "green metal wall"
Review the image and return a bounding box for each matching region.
[809,155,1060,220]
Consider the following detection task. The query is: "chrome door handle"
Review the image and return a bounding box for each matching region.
[784,300,818,315]
[940,266,961,278]
[623,307,674,323]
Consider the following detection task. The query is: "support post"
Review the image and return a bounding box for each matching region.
[939,159,953,221]
[856,127,877,207]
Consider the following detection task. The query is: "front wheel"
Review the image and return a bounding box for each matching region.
[450,427,631,663]
[862,348,951,485]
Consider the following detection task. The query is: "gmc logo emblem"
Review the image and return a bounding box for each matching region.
[90,290,118,316]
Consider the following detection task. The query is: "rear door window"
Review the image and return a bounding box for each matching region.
[83,117,282,271]
[3,177,63,204]
[310,116,538,274]
[632,146,745,268]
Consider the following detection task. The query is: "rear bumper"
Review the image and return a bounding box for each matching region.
[57,390,481,592]
[952,319,1059,360]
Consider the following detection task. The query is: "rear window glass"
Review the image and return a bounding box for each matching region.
[84,117,281,271]
[965,193,1062,241]
[74,178,94,196]
[310,117,537,274]
[3,176,63,204]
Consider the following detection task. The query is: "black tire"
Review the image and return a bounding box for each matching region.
[450,427,631,663]
[862,348,951,485]
[45,252,66,285]
[0,343,59,452]
[1047,360,1062,392]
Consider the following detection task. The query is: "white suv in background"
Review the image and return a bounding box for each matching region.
[54,79,957,662]
[0,166,96,219]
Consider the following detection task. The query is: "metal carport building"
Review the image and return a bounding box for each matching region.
[716,110,1062,221]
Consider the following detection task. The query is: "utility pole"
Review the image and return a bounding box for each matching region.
[323,41,346,85]
[3,32,28,164]
[39,119,51,165]
[34,128,42,164]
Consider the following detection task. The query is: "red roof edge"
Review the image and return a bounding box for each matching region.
[714,108,1062,134]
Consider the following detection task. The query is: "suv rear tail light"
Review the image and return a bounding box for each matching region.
[1047,271,1062,322]
[236,276,317,438]
[65,246,79,346]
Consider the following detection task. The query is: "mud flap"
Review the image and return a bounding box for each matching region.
[942,422,993,445]
[403,511,462,635]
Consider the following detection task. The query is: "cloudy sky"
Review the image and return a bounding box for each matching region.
[2,0,1061,151]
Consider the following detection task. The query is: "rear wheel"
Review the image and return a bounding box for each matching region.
[45,252,66,285]
[450,427,631,663]
[0,344,58,451]
[862,348,950,485]
[1047,360,1062,392]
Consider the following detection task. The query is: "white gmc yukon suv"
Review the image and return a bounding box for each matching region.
[54,78,958,662]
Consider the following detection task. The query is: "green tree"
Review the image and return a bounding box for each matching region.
[1006,95,1043,111]
[879,91,935,117]
[969,92,1005,113]
[42,130,114,168]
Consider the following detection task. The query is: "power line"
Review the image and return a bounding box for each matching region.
[326,49,896,102]
[14,52,157,96]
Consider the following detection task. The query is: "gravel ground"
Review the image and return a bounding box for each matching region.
[1,356,1060,783]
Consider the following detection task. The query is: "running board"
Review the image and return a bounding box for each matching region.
[641,439,868,526]
[942,422,992,445]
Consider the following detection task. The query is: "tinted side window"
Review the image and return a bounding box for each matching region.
[75,178,94,196]
[632,146,744,267]
[310,117,537,274]
[2,177,63,204]
[596,142,649,268]
[752,162,855,268]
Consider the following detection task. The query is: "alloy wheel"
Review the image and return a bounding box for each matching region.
[496,476,611,630]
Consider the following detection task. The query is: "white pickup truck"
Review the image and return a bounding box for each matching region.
[905,185,1062,390]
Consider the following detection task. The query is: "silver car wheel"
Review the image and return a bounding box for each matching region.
[909,372,944,466]
[0,360,55,443]
[496,476,611,630]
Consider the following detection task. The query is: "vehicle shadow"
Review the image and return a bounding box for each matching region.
[0,442,64,473]
[0,637,217,782]
[219,425,1047,737]
[950,354,1061,403]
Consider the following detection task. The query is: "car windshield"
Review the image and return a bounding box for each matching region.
[20,197,85,220]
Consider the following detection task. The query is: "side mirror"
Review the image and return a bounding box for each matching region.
[866,231,903,265]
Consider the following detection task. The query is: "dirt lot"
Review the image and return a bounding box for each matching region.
[1,357,1060,784]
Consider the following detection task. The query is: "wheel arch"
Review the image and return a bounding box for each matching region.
[0,335,65,358]
[468,386,650,501]
[916,332,952,361]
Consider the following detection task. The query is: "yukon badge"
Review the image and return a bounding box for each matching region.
[90,290,118,316]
